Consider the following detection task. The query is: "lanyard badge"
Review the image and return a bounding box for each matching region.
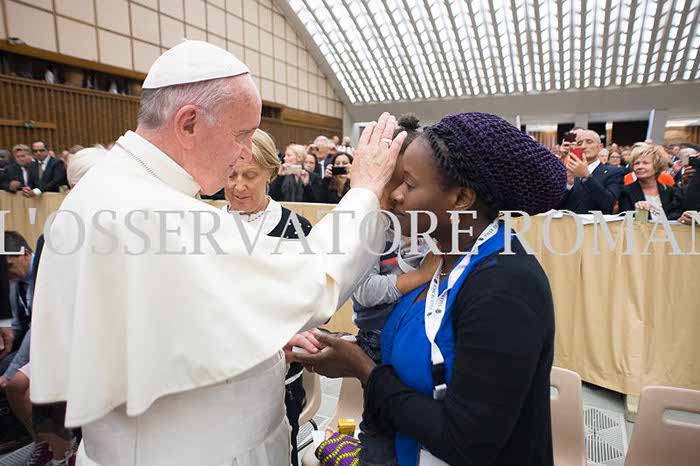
[418,220,499,465]
[423,220,500,401]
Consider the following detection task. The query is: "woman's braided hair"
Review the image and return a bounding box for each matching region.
[422,112,567,216]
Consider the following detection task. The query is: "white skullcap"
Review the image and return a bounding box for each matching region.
[67,147,107,187]
[142,40,250,89]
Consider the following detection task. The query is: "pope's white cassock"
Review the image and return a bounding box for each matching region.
[29,41,384,466]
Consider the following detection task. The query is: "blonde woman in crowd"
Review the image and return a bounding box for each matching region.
[268,143,320,202]
[618,143,684,220]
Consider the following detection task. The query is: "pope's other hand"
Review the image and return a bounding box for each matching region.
[283,330,324,363]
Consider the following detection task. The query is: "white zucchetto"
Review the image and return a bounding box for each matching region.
[142,40,250,89]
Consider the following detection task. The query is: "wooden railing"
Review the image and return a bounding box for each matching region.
[0,74,140,151]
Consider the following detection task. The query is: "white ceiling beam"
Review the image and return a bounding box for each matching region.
[317,0,382,101]
[380,0,430,99]
[444,0,475,95]
[577,0,587,88]
[645,0,671,84]
[485,0,508,94]
[531,0,547,91]
[509,0,528,93]
[556,0,566,90]
[621,0,641,86]
[342,3,405,100]
[420,0,459,96]
[399,0,448,96]
[599,0,614,87]
[276,0,359,104]
[362,4,418,99]
[668,0,698,82]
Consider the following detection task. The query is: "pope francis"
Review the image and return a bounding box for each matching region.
[29,40,406,466]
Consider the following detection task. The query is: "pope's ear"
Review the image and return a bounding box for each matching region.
[173,105,199,149]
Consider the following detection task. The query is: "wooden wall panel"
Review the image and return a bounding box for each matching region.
[0,74,139,151]
[665,126,700,145]
[259,115,342,150]
[0,74,342,153]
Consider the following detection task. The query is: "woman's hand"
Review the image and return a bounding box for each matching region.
[679,211,698,226]
[294,331,376,384]
[283,330,324,363]
[279,163,291,176]
[635,201,652,211]
[299,170,310,186]
[325,163,334,178]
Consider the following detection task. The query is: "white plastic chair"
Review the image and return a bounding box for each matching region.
[550,367,587,466]
[624,385,700,466]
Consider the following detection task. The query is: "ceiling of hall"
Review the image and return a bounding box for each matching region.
[285,0,700,104]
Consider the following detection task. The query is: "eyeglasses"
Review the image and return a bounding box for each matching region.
[33,148,47,153]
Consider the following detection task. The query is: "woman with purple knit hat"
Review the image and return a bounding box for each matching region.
[297,112,566,466]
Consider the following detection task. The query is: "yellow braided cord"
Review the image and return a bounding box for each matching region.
[318,440,358,464]
[332,450,361,466]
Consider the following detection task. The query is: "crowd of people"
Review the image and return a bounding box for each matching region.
[1,38,699,466]
[3,128,699,225]
[551,129,699,222]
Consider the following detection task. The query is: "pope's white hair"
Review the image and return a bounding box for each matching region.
[137,79,234,130]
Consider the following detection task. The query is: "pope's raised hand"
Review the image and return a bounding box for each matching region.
[350,112,407,199]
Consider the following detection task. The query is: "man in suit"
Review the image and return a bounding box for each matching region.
[31,141,68,194]
[0,232,34,387]
[1,145,39,194]
[0,256,13,376]
[313,135,333,178]
[560,130,624,214]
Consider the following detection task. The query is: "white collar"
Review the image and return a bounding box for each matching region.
[115,131,202,198]
[222,196,283,236]
[588,159,601,174]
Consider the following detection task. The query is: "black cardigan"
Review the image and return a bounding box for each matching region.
[618,181,684,220]
[364,239,554,466]
[268,173,320,203]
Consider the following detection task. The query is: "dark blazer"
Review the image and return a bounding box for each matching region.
[682,160,700,212]
[619,181,684,220]
[0,256,11,321]
[268,172,320,203]
[37,157,68,192]
[317,177,351,204]
[560,163,625,214]
[1,162,39,191]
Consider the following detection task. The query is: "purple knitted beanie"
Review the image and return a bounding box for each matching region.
[424,112,567,215]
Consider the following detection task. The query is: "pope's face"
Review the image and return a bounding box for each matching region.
[225,159,270,214]
[196,75,262,195]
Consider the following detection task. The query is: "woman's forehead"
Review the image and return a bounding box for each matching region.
[403,138,437,173]
[231,159,262,172]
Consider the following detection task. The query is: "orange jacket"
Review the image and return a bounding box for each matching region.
[623,171,675,187]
